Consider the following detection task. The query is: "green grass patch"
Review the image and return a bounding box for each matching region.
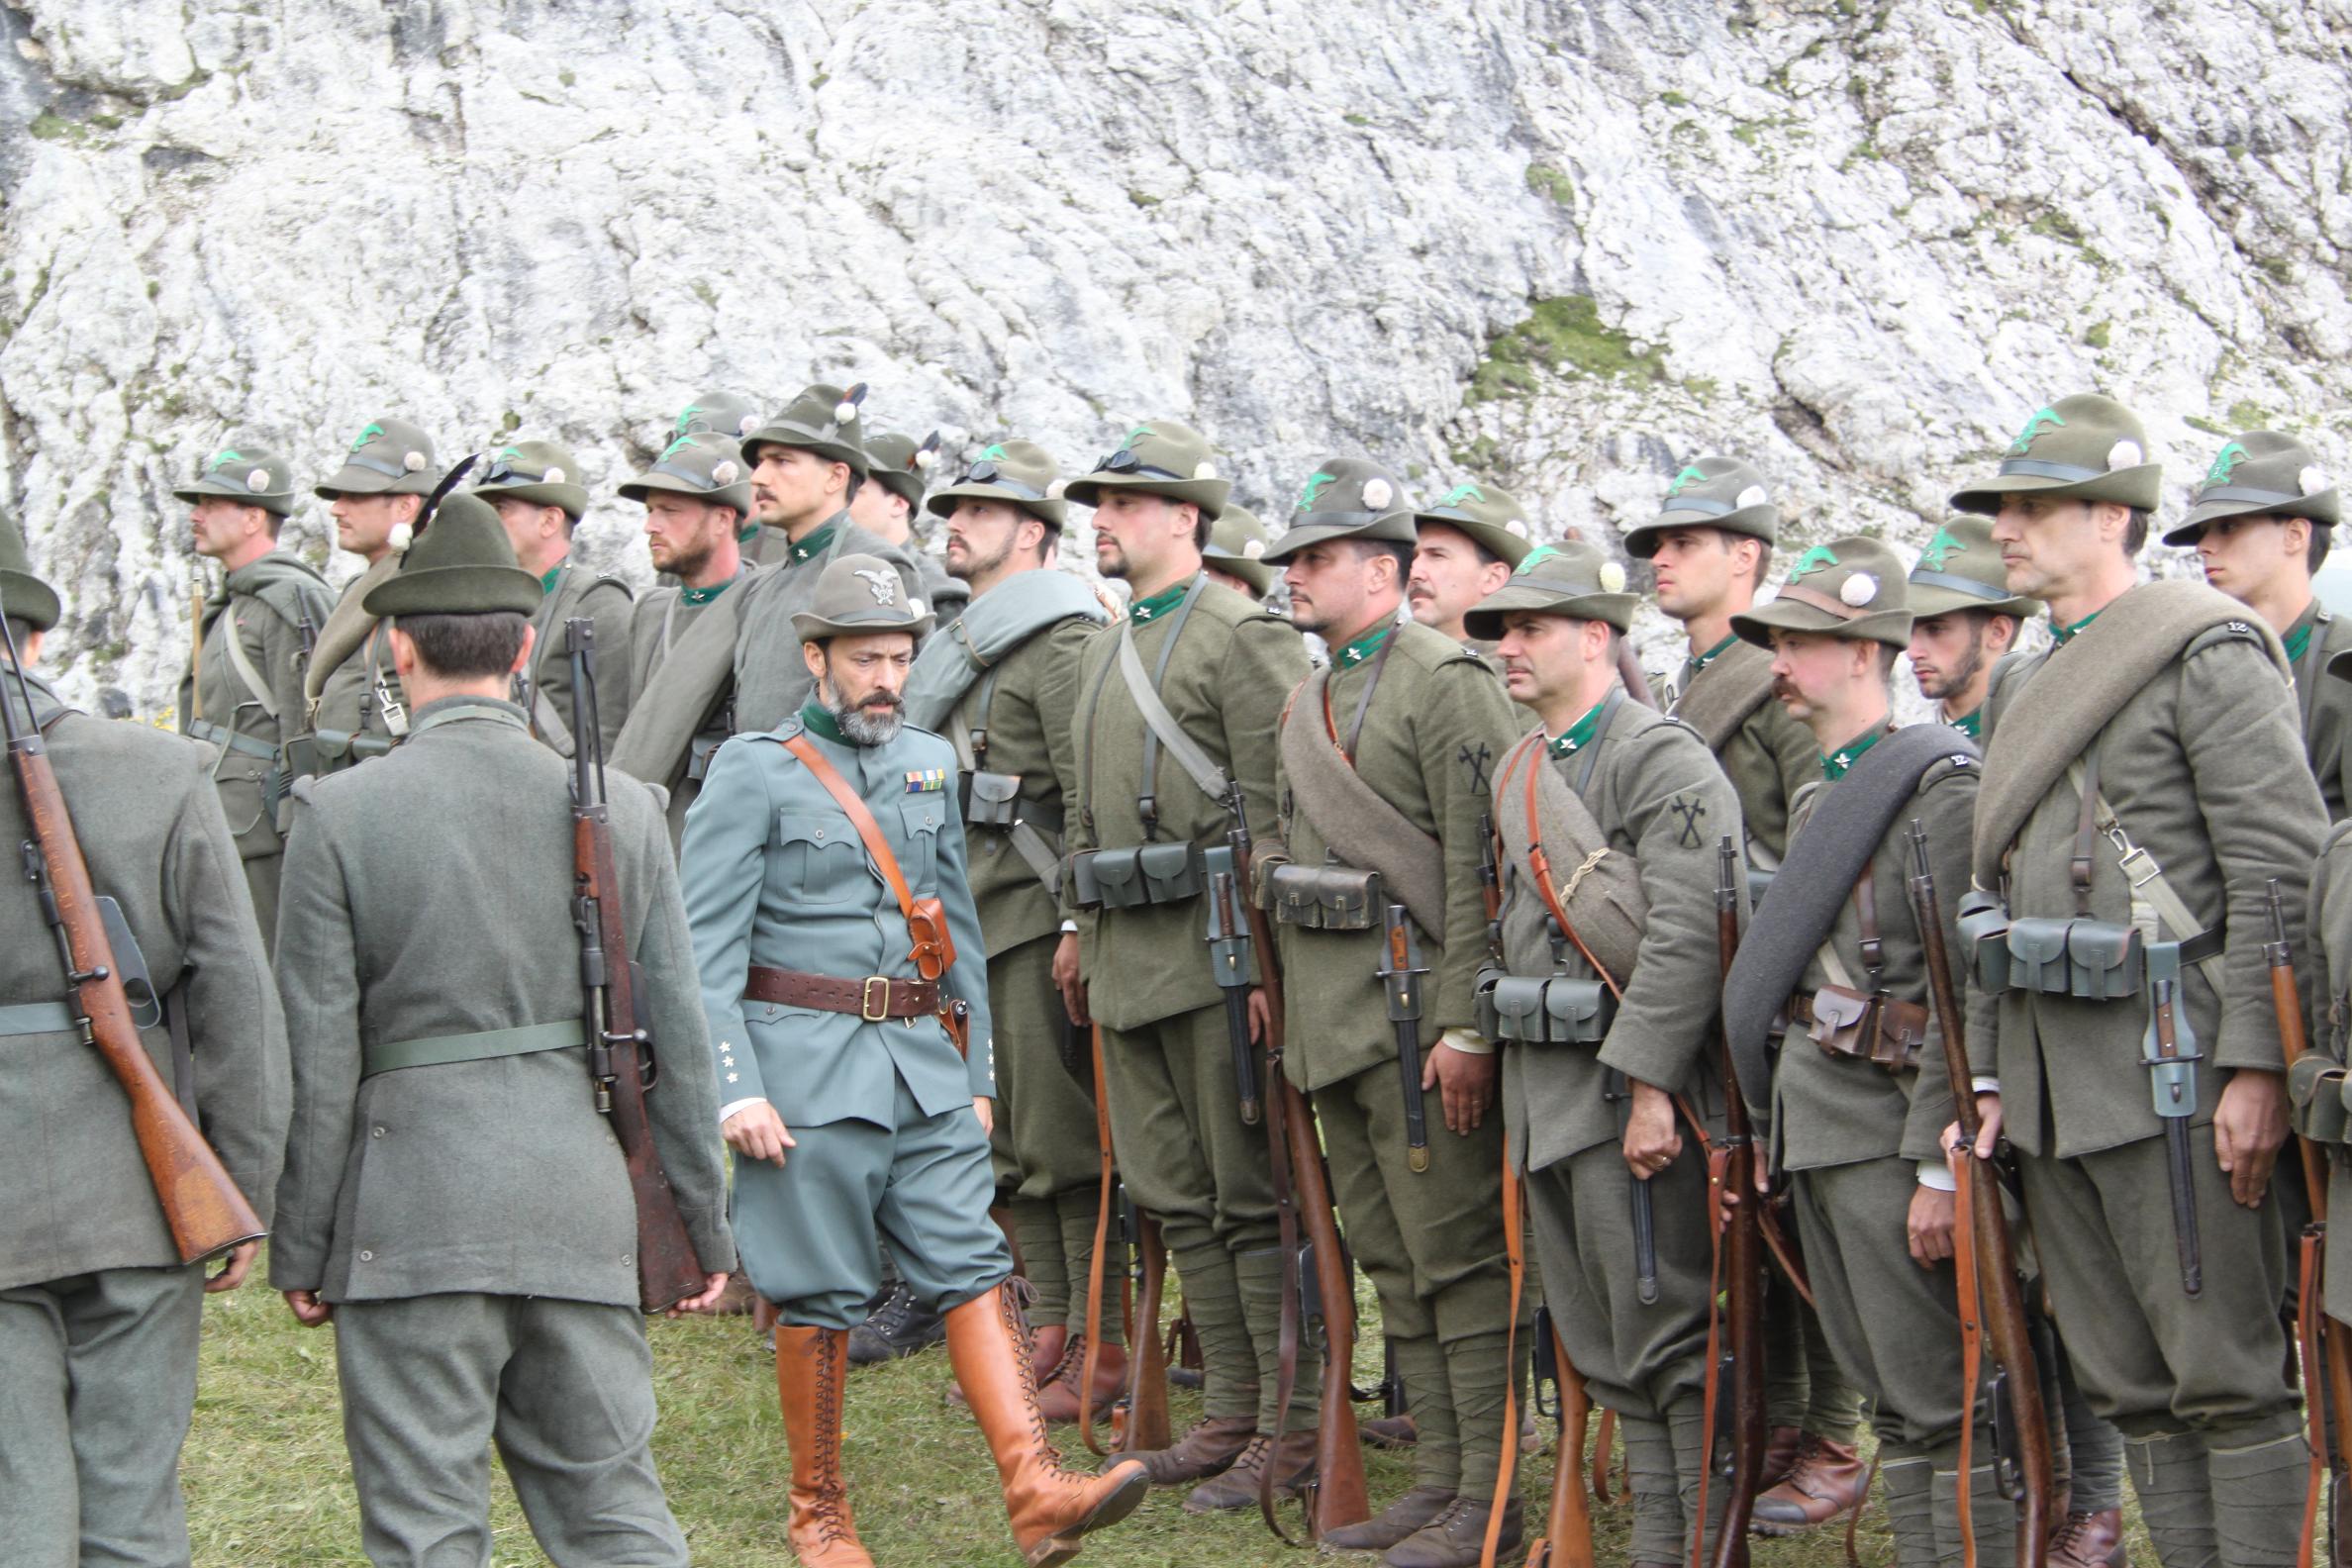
[1468,296,1670,403]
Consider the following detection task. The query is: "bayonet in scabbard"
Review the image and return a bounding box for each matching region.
[1203,848,1261,1125]
[2141,942,2204,1297]
[1377,903,1430,1174]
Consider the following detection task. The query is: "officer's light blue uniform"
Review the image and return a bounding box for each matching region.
[682,701,1006,1328]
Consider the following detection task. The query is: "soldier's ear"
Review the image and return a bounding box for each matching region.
[511,622,537,676]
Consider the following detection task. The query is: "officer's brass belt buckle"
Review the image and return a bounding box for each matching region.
[861,976,892,1023]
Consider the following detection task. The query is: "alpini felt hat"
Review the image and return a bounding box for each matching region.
[1905,517,2041,620]
[1732,535,1913,649]
[363,491,542,618]
[472,440,590,521]
[792,552,936,643]
[1948,393,2162,516]
[1203,504,1275,596]
[0,511,61,632]
[1060,420,1230,521]
[1463,540,1639,637]
[673,390,763,442]
[1260,457,1419,563]
[742,383,872,477]
[924,440,1066,530]
[1622,456,1780,559]
[866,432,943,511]
[619,433,755,515]
[174,445,298,518]
[317,417,440,499]
[2164,430,2339,546]
[1414,480,1537,568]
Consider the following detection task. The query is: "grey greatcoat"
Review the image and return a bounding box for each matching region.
[270,695,733,1567]
[727,515,925,735]
[521,558,634,759]
[1,669,290,1568]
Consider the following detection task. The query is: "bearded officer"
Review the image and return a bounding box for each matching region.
[861,430,970,626]
[2168,431,2350,819]
[1259,459,1525,1565]
[682,553,1146,1568]
[1904,516,2041,740]
[1956,393,2320,1563]
[174,444,336,949]
[1624,458,1868,1528]
[1,514,290,1568]
[472,440,636,759]
[299,417,441,774]
[901,441,1121,1416]
[270,493,734,1565]
[1720,539,2010,1565]
[1057,420,1320,1507]
[1467,542,1744,1565]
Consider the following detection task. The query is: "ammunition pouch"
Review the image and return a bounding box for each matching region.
[1958,888,2010,994]
[1267,862,1382,931]
[1805,984,1927,1073]
[2290,1053,2350,1146]
[301,728,394,777]
[2005,917,2075,996]
[2005,917,2142,1000]
[1475,967,1614,1045]
[964,770,1024,831]
[685,729,729,783]
[1071,841,1203,911]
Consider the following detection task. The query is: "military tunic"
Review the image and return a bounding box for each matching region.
[1970,607,2317,1443]
[304,556,412,769]
[728,515,927,735]
[1668,637,1816,862]
[1,670,290,1568]
[271,696,732,1566]
[177,551,337,946]
[1063,573,1312,1428]
[681,706,1001,1328]
[2286,600,2352,821]
[1269,617,1522,1497]
[624,565,754,842]
[521,558,634,759]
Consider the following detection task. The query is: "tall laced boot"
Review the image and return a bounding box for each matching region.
[2124,1429,2218,1567]
[1035,1334,1127,1425]
[947,1284,1149,1567]
[2048,1506,2129,1568]
[774,1326,873,1568]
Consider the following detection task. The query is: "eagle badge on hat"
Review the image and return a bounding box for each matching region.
[852,567,898,605]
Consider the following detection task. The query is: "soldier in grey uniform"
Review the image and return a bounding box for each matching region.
[270,494,735,1567]
[1958,393,2320,1564]
[610,432,755,844]
[682,553,1146,1568]
[2,515,291,1568]
[861,429,970,626]
[174,444,336,949]
[1466,542,1743,1566]
[902,441,1123,1417]
[299,417,441,775]
[1722,539,2009,1566]
[1057,421,1321,1507]
[2168,430,2350,819]
[1626,458,1869,1528]
[473,440,636,758]
[1904,516,2041,741]
[1260,459,1525,1565]
[665,391,768,574]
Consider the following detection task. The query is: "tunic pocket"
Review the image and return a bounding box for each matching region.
[775,812,864,906]
[899,800,944,891]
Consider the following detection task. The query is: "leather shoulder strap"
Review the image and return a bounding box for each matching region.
[778,733,919,923]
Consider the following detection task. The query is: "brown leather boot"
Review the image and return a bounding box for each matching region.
[952,1321,1072,1410]
[1035,1336,1128,1425]
[945,1285,1149,1567]
[1750,1432,1869,1535]
[1360,1413,1421,1449]
[1383,1496,1522,1568]
[1127,1414,1257,1485]
[774,1326,873,1568]
[1182,1429,1318,1513]
[1761,1423,1802,1488]
[2047,1508,2127,1568]
[1316,1485,1455,1552]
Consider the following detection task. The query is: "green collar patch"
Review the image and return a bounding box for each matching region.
[2286,618,2313,665]
[1333,619,1394,669]
[1820,725,1886,781]
[1948,708,1982,740]
[2206,441,2249,485]
[1788,543,1839,580]
[2051,609,2101,645]
[1548,698,1608,759]
[799,699,846,744]
[790,522,836,564]
[737,519,762,545]
[539,563,563,596]
[1130,581,1189,624]
[679,577,736,607]
[1917,527,1962,572]
[1687,632,1741,675]
[2009,406,2066,454]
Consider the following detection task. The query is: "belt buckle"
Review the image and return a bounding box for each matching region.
[860,976,891,1022]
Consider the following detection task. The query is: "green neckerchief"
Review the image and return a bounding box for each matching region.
[1947,707,1982,740]
[2285,604,2316,665]
[1820,723,1887,781]
[789,522,836,565]
[799,699,847,745]
[1331,618,1394,669]
[1547,698,1608,760]
[2050,609,2102,645]
[1129,580,1191,624]
[538,563,563,596]
[1680,632,1740,686]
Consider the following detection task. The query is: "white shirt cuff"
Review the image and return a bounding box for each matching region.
[719,1097,768,1127]
[1060,920,1078,933]
[1439,1026,1493,1057]
[1916,1159,1957,1192]
[1972,1075,2001,1096]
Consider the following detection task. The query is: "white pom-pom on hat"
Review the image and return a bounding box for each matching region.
[1506,520,1527,538]
[915,448,938,470]
[542,467,566,485]
[1045,479,1069,501]
[1735,485,1769,510]
[1840,571,1879,607]
[388,523,415,553]
[1361,477,1394,511]
[736,414,758,438]
[2303,466,2331,498]
[2107,441,2143,471]
[834,399,856,424]
[713,460,739,486]
[1194,461,1218,480]
[1243,539,1266,559]
[246,469,271,492]
[1599,561,1627,593]
[403,450,426,472]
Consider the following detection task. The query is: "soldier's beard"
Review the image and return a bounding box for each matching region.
[1919,626,1986,700]
[823,676,904,746]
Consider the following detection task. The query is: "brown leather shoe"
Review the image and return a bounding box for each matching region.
[1317,1485,1455,1552]
[1127,1414,1257,1486]
[774,1325,875,1568]
[1382,1496,1522,1568]
[944,1286,1149,1567]
[1035,1336,1128,1425]
[1750,1433,1869,1535]
[1761,1424,1802,1489]
[1182,1429,1318,1513]
[2048,1508,2127,1568]
[1360,1414,1420,1449]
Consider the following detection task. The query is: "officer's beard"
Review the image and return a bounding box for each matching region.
[823,674,905,747]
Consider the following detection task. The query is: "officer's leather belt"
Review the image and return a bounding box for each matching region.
[1787,987,1928,1074]
[745,965,938,1022]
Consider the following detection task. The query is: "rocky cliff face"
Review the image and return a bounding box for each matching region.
[1,0,2345,707]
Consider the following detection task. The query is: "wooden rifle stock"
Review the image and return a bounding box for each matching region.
[567,619,704,1314]
[1530,1313,1597,1568]
[1911,822,2050,1567]
[1710,837,1765,1568]
[1615,638,1658,711]
[0,643,262,1265]
[1121,1209,1174,1453]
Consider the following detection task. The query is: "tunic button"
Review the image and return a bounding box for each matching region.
[622,1253,633,1267]
[358,1249,374,1261]
[370,1126,385,1138]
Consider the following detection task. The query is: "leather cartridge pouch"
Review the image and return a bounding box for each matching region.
[1139,840,1202,904]
[1268,861,1382,931]
[1543,977,1616,1044]
[2066,920,2144,1001]
[2006,917,2075,996]
[964,769,1023,831]
[1957,888,2011,994]
[1482,973,1550,1042]
[1809,984,1927,1073]
[1072,841,1202,910]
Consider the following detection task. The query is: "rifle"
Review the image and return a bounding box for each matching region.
[1229,780,1371,1539]
[1120,1206,1173,1453]
[565,618,705,1314]
[0,616,263,1265]
[1910,821,2050,1568]
[1615,638,1658,711]
[1709,836,1766,1568]
[2266,878,2352,1568]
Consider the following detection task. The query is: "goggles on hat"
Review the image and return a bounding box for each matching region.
[1089,447,1188,483]
[479,456,553,487]
[959,461,1046,501]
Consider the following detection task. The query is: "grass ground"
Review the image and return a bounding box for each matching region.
[184,1255,2158,1566]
